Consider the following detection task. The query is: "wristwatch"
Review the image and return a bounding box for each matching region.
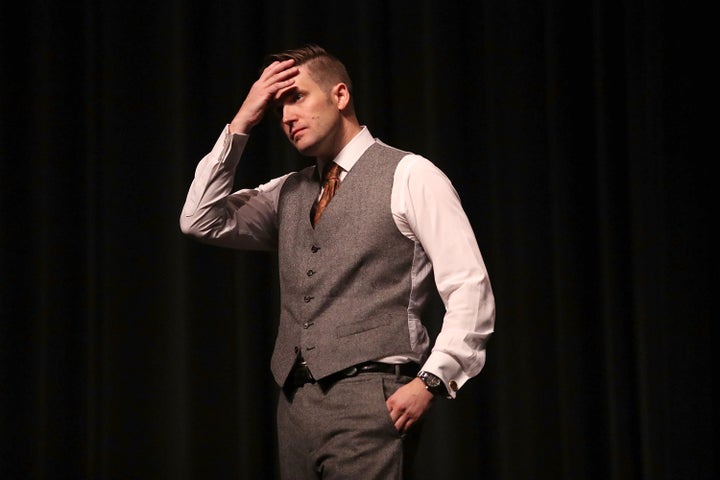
[417,371,448,397]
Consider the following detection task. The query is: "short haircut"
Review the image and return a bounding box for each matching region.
[264,44,354,98]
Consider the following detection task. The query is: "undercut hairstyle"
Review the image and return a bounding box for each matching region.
[265,44,354,101]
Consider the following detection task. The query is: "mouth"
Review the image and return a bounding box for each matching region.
[291,127,306,142]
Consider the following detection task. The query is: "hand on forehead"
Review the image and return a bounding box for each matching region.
[273,64,305,102]
[274,84,297,102]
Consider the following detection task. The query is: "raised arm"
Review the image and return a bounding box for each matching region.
[179,60,299,250]
[229,59,298,134]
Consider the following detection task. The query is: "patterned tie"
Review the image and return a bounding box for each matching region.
[311,162,342,227]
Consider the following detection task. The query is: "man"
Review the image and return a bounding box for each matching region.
[180,44,495,479]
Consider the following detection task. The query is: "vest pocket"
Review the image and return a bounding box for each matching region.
[335,315,392,337]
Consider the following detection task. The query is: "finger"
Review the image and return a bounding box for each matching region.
[272,58,296,69]
[259,70,297,100]
[394,415,404,432]
[389,405,408,432]
[262,59,297,80]
[270,66,299,86]
[387,403,400,425]
[395,415,413,433]
[273,81,296,101]
[263,58,294,72]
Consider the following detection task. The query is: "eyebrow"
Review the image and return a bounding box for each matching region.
[274,85,299,104]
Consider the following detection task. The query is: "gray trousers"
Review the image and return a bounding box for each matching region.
[276,370,421,479]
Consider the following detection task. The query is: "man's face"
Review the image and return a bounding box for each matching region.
[274,66,343,160]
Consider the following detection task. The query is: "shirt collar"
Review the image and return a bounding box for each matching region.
[321,126,374,174]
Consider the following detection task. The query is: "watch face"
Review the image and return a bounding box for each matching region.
[427,376,441,387]
[421,372,441,387]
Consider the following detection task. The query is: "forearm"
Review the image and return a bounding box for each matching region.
[422,221,495,396]
[179,127,279,250]
[396,154,496,397]
[422,271,495,396]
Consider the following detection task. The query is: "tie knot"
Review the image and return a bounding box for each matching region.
[322,162,341,182]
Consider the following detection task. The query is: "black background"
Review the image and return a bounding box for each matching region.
[1,1,712,479]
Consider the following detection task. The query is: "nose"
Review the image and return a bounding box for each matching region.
[281,105,297,127]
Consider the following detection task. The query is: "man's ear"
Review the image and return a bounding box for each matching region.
[332,83,351,111]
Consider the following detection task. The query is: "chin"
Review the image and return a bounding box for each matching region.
[295,141,319,157]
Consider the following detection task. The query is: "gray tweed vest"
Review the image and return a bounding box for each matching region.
[271,142,416,386]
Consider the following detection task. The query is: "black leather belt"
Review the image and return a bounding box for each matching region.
[286,361,419,390]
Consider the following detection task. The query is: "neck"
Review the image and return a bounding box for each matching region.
[316,119,362,164]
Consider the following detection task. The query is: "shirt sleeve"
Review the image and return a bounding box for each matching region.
[392,155,495,398]
[179,125,290,251]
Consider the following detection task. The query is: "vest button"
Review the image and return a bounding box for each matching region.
[311,245,320,253]
[307,270,315,276]
[303,295,314,303]
[294,346,300,354]
[303,321,314,329]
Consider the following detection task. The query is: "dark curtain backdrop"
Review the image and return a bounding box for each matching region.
[1,1,712,479]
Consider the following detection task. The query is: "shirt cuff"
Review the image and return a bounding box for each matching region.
[421,350,473,399]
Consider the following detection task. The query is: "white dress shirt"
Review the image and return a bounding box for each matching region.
[181,126,495,397]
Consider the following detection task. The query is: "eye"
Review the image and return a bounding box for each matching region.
[292,92,303,103]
